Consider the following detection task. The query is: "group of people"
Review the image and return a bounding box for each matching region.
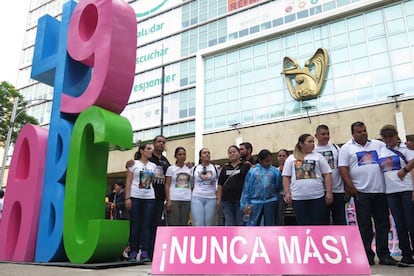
[120,121,414,267]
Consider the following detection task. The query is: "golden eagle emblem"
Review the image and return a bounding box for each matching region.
[281,48,328,101]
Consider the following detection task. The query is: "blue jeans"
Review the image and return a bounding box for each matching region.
[293,196,328,225]
[327,193,346,225]
[354,192,390,261]
[221,200,244,226]
[129,198,155,254]
[387,191,414,258]
[246,200,278,226]
[150,199,165,257]
[191,196,217,226]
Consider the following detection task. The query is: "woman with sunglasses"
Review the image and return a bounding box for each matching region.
[191,148,219,226]
[125,143,157,263]
[378,124,414,266]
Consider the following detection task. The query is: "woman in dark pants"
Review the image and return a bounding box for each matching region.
[282,134,333,225]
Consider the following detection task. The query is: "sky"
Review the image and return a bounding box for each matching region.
[0,2,30,86]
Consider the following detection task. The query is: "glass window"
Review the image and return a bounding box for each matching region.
[407,15,414,29]
[226,87,239,101]
[368,37,387,55]
[227,50,239,63]
[250,25,260,34]
[227,113,240,125]
[323,1,336,11]
[389,48,411,66]
[240,84,254,98]
[239,28,249,38]
[214,102,226,116]
[365,10,383,26]
[375,83,395,99]
[393,63,414,81]
[331,33,348,49]
[241,110,254,124]
[261,21,271,30]
[334,75,353,92]
[297,10,309,19]
[270,104,285,118]
[285,14,295,23]
[372,68,393,85]
[352,57,370,73]
[383,4,403,21]
[272,18,283,27]
[348,29,366,45]
[371,52,390,69]
[255,107,269,121]
[268,38,281,51]
[205,105,213,117]
[355,86,374,103]
[253,55,266,69]
[336,91,354,108]
[366,24,385,40]
[354,71,373,88]
[333,61,352,77]
[240,59,252,72]
[254,68,267,82]
[254,78,268,92]
[386,18,406,34]
[330,20,346,36]
[227,63,239,75]
[388,33,409,50]
[350,44,368,59]
[331,48,349,63]
[298,42,314,58]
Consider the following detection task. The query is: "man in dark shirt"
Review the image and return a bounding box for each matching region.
[239,142,257,166]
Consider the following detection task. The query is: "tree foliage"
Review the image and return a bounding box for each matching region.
[0,81,39,147]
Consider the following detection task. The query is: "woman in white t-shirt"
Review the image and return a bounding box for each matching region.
[282,133,333,225]
[125,143,157,262]
[165,147,192,226]
[191,148,219,226]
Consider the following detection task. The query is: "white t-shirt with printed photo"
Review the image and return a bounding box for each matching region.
[128,160,157,199]
[282,152,332,200]
[338,139,386,193]
[191,164,218,199]
[315,143,344,193]
[166,164,192,201]
[378,143,414,194]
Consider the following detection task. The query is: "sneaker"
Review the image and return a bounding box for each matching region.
[368,258,375,266]
[122,245,130,260]
[378,256,398,266]
[128,251,138,262]
[398,257,414,267]
[140,251,151,263]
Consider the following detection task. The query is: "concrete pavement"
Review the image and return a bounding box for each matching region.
[1,258,413,276]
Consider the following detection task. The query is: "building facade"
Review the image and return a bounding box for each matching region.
[14,0,414,183]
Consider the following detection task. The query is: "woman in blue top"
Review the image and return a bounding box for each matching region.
[240,149,281,226]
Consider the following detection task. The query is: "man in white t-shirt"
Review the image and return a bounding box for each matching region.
[338,121,397,266]
[315,124,346,225]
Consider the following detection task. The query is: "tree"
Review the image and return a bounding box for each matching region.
[0,81,39,147]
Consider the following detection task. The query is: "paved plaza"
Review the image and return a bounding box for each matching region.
[1,258,413,276]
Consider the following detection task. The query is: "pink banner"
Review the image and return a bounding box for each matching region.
[152,226,370,275]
